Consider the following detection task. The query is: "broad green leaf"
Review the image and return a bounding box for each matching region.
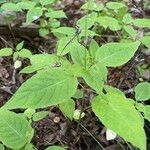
[16,41,24,51]
[144,106,150,121]
[135,82,150,101]
[40,0,56,5]
[17,1,36,10]
[59,99,75,120]
[32,111,49,121]
[39,28,49,37]
[95,41,140,67]
[0,144,4,150]
[0,110,33,149]
[70,42,89,67]
[0,48,13,57]
[20,66,36,74]
[133,19,150,28]
[57,37,77,56]
[97,16,121,31]
[89,39,99,58]
[25,143,35,150]
[122,13,133,24]
[45,10,67,19]
[19,49,32,58]
[82,66,104,94]
[30,54,59,69]
[72,89,84,99]
[49,19,60,28]
[77,12,97,31]
[106,2,126,10]
[3,69,78,109]
[45,146,65,150]
[92,92,146,150]
[1,2,21,11]
[140,36,150,48]
[52,27,75,37]
[91,63,108,81]
[81,0,104,11]
[30,54,71,71]
[79,29,98,37]
[104,85,125,97]
[123,25,137,39]
[26,7,43,24]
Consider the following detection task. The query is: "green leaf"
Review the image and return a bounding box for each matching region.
[32,111,49,122]
[39,28,49,37]
[123,25,137,39]
[45,146,65,150]
[82,66,104,94]
[70,42,89,67]
[59,99,75,120]
[81,0,104,11]
[3,69,78,109]
[30,54,59,69]
[0,48,13,57]
[89,39,99,59]
[77,12,97,31]
[40,0,56,5]
[17,1,36,10]
[104,85,125,97]
[122,13,133,24]
[56,37,77,56]
[97,16,121,31]
[79,30,98,37]
[92,92,146,150]
[52,27,76,37]
[1,2,21,11]
[135,82,150,101]
[45,10,67,19]
[133,19,150,28]
[49,19,60,28]
[0,144,4,150]
[135,103,146,114]
[106,2,126,10]
[0,110,33,149]
[24,108,36,119]
[30,54,71,71]
[20,66,36,74]
[144,106,150,121]
[25,143,35,150]
[72,89,84,99]
[95,41,140,67]
[16,41,24,51]
[19,49,32,58]
[26,7,43,24]
[140,36,150,48]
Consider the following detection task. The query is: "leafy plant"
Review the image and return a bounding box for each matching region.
[0,0,150,150]
[0,0,66,37]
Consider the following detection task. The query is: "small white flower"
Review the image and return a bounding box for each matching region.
[73,109,85,120]
[106,129,117,141]
[14,60,22,69]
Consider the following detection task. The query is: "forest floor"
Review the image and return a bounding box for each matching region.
[0,0,150,150]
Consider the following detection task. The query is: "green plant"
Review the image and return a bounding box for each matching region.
[0,0,66,37]
[0,0,150,150]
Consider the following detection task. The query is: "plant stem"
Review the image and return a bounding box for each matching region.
[79,123,105,150]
